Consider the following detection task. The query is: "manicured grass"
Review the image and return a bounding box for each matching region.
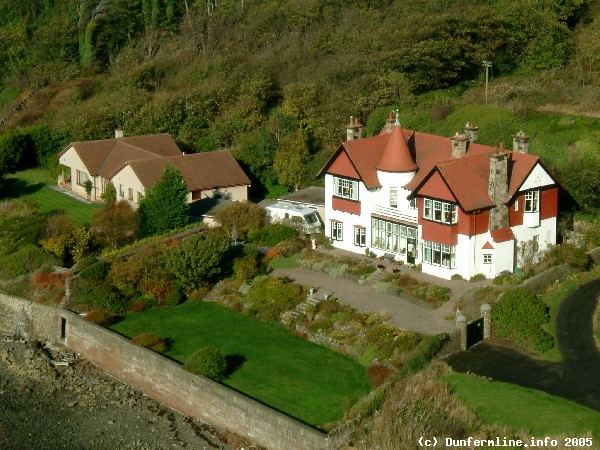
[1,168,99,224]
[443,373,600,439]
[110,301,372,428]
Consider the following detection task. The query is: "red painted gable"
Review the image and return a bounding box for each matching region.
[418,171,456,202]
[328,150,360,180]
[541,187,558,220]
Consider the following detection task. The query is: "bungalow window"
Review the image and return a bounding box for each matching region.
[331,221,343,241]
[333,177,358,201]
[354,226,366,246]
[76,170,89,186]
[119,184,125,197]
[128,188,133,201]
[422,240,456,268]
[524,191,539,213]
[137,192,143,202]
[390,188,398,208]
[483,254,492,264]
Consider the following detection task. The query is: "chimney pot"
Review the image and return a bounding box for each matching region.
[463,122,479,142]
[513,130,529,153]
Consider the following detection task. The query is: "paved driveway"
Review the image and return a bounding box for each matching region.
[271,267,456,335]
[446,278,600,411]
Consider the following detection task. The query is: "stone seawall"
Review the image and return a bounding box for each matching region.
[0,294,333,450]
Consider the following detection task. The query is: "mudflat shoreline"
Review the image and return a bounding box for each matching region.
[0,337,259,449]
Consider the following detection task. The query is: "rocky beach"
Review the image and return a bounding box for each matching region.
[0,337,261,450]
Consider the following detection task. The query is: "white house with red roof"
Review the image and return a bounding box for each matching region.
[318,113,560,280]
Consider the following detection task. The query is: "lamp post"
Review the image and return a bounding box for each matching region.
[483,60,492,106]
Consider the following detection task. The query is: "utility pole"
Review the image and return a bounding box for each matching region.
[483,60,492,106]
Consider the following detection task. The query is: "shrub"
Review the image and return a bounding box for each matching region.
[451,274,465,280]
[234,254,260,281]
[84,309,117,326]
[131,333,167,352]
[247,223,298,246]
[79,260,110,281]
[394,274,419,287]
[184,345,228,381]
[470,273,486,282]
[493,288,554,353]
[245,277,304,322]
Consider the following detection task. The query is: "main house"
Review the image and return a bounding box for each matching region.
[58,131,251,206]
[318,113,560,280]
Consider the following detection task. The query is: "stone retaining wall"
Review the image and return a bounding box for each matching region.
[0,294,334,450]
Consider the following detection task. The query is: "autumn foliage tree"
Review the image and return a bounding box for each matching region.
[91,200,139,250]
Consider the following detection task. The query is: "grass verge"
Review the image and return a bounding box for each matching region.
[110,301,371,428]
[2,168,99,224]
[539,266,600,362]
[443,372,600,440]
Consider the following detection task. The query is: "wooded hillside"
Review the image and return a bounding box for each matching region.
[0,0,598,210]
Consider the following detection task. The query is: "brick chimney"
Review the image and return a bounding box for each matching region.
[513,130,529,153]
[488,151,509,230]
[115,128,124,139]
[450,132,468,158]
[345,116,363,141]
[463,122,479,142]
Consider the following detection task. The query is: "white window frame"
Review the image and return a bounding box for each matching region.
[524,190,539,213]
[390,188,398,208]
[409,198,418,209]
[422,240,456,268]
[119,184,125,197]
[423,198,457,224]
[331,221,343,241]
[333,176,359,201]
[483,254,492,264]
[354,227,366,247]
[514,200,519,211]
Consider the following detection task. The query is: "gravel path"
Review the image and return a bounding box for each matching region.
[272,266,458,334]
[0,338,260,450]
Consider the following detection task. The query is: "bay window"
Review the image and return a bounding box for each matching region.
[524,190,539,212]
[423,198,457,224]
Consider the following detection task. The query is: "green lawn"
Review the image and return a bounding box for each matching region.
[443,373,600,440]
[1,168,100,224]
[110,301,372,428]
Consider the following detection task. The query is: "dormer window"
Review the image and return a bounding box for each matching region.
[333,177,359,201]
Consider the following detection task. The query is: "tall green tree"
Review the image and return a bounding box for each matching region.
[273,130,310,191]
[138,164,189,236]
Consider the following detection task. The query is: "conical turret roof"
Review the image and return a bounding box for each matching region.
[376,125,418,172]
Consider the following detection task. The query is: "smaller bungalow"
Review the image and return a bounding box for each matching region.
[58,131,251,207]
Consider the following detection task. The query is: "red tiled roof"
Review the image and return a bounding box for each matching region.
[320,123,547,212]
[376,126,418,173]
[124,151,251,191]
[490,227,515,243]
[482,241,495,250]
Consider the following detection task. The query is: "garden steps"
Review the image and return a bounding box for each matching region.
[363,269,388,286]
[281,296,322,324]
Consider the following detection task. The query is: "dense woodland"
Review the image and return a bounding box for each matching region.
[0,0,599,211]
